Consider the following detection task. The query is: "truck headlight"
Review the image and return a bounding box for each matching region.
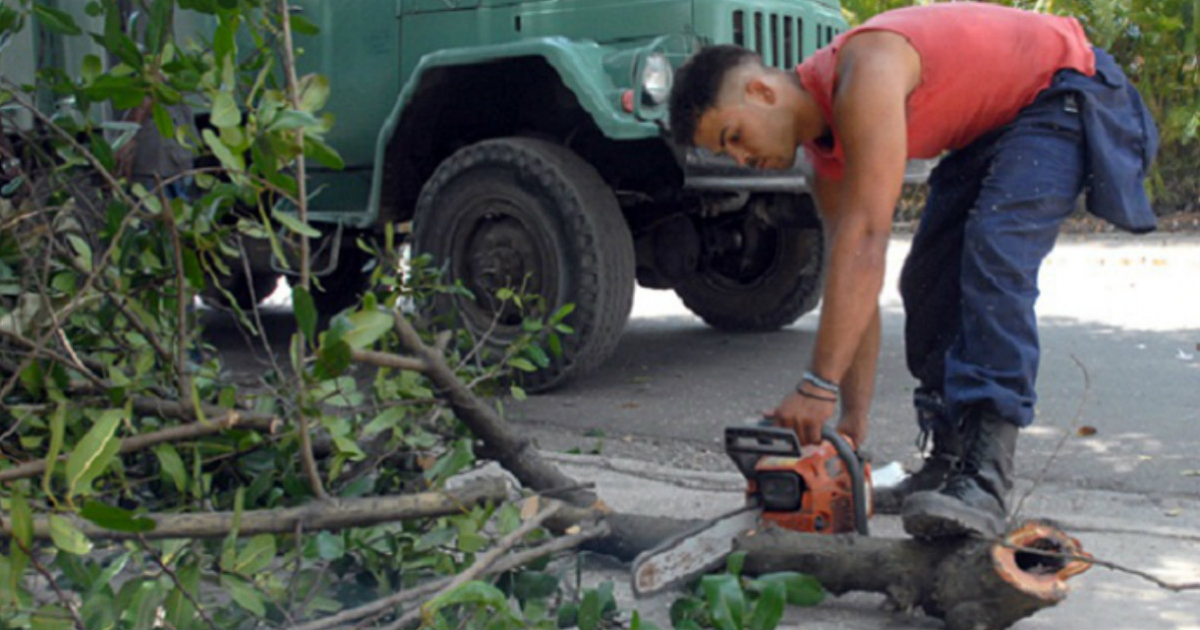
[641,52,673,105]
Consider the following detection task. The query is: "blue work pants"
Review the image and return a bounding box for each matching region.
[900,88,1087,429]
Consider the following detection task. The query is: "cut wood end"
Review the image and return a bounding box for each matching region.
[992,520,1092,602]
[521,496,541,520]
[590,499,612,515]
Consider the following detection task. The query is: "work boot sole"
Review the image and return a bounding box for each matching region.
[901,491,1007,539]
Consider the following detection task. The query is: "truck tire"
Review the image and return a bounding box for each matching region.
[675,196,825,331]
[413,137,634,391]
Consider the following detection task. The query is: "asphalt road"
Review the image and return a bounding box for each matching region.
[209,232,1200,503]
[507,232,1200,502]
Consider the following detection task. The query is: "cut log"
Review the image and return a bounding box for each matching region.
[736,520,1091,630]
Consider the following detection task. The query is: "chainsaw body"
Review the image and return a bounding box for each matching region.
[632,423,874,596]
[726,424,872,535]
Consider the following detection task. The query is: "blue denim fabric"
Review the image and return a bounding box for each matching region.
[1047,48,1159,232]
[901,72,1094,428]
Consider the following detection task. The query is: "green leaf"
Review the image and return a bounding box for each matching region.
[298,74,330,113]
[525,344,551,369]
[423,439,474,485]
[221,574,265,617]
[455,518,487,554]
[630,609,661,630]
[304,134,345,170]
[670,596,705,630]
[701,574,745,630]
[727,551,747,577]
[48,515,94,555]
[551,302,576,324]
[551,600,577,628]
[271,209,322,238]
[235,535,276,575]
[9,492,31,590]
[747,580,786,630]
[578,587,602,630]
[129,579,166,630]
[425,581,509,618]
[211,91,241,128]
[154,444,188,493]
[511,570,559,605]
[362,405,407,437]
[67,234,93,273]
[42,404,66,500]
[212,14,237,63]
[30,605,74,630]
[289,13,320,36]
[81,54,102,83]
[152,102,176,140]
[755,572,825,607]
[65,409,124,500]
[314,339,352,380]
[32,3,81,35]
[340,309,392,349]
[203,128,245,172]
[268,109,324,132]
[80,500,155,533]
[315,531,345,560]
[508,357,537,373]
[293,286,317,344]
[510,385,527,401]
[145,0,172,54]
[414,526,456,553]
[164,562,200,629]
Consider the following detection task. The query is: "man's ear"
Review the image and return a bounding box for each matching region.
[744,76,777,106]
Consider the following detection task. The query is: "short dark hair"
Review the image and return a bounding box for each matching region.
[668,45,762,146]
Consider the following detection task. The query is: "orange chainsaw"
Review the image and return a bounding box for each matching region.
[632,423,872,596]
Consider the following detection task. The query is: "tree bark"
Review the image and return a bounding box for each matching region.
[736,520,1092,630]
[2,478,507,541]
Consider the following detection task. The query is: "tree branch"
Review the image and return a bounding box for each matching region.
[350,349,426,373]
[2,477,508,541]
[0,402,279,484]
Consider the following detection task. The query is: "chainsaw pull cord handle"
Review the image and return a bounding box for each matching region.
[820,425,870,536]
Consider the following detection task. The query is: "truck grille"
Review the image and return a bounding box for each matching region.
[732,9,841,69]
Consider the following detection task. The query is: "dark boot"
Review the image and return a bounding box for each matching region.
[873,424,962,514]
[901,408,1018,539]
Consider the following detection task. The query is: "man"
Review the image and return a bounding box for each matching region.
[668,2,1157,539]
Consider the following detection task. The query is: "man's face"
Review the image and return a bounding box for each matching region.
[693,70,799,170]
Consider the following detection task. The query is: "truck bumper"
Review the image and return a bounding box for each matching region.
[682,148,937,193]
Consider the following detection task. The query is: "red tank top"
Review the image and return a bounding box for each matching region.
[797,2,1095,180]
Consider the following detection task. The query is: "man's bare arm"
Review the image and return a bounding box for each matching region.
[808,32,916,388]
[811,175,879,446]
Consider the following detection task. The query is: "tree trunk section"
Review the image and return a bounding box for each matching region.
[736,520,1092,630]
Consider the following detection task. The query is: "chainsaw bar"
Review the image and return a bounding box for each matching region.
[631,504,761,598]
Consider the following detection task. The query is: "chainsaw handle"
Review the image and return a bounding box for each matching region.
[820,426,870,536]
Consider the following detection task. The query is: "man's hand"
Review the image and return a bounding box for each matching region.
[766,387,838,446]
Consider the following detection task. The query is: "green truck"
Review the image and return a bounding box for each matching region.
[3,0,850,389]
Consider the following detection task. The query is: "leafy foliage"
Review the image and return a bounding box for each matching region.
[0,2,591,629]
[668,552,825,630]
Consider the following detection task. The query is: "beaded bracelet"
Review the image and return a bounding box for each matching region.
[802,370,840,395]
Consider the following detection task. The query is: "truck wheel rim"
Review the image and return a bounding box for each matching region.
[450,195,558,332]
